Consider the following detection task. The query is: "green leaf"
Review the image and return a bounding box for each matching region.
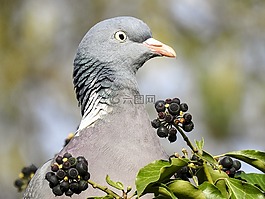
[196,138,204,151]
[215,178,230,198]
[105,175,124,190]
[200,150,218,166]
[197,165,228,185]
[154,183,178,199]
[199,182,226,199]
[167,180,205,199]
[225,150,265,173]
[136,160,170,196]
[235,172,265,192]
[159,158,189,180]
[224,178,265,199]
[136,158,188,196]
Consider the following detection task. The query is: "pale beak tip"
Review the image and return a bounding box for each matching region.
[143,38,176,58]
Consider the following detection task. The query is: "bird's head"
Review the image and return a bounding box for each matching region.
[73,16,176,122]
[74,16,176,75]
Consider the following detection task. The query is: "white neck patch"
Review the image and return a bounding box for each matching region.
[76,92,111,136]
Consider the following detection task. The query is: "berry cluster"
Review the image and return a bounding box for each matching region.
[175,165,192,181]
[45,152,90,197]
[14,164,38,192]
[169,154,201,181]
[219,157,241,177]
[151,98,194,142]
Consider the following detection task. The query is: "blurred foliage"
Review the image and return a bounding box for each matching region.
[0,0,265,198]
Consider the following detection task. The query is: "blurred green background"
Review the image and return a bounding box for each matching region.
[1,0,265,198]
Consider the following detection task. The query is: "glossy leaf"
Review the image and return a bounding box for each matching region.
[235,172,265,192]
[224,178,265,199]
[197,165,228,185]
[167,180,205,199]
[136,158,188,196]
[199,181,226,199]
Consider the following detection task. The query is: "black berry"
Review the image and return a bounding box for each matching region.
[183,121,194,132]
[52,184,63,196]
[48,175,59,187]
[51,164,59,172]
[65,189,74,197]
[158,112,166,119]
[172,98,180,104]
[155,100,166,112]
[60,181,70,192]
[69,182,80,194]
[55,156,63,164]
[165,114,174,123]
[14,179,23,188]
[151,119,161,129]
[83,172,90,181]
[157,126,169,138]
[165,98,172,104]
[76,156,88,166]
[68,168,79,179]
[29,164,38,173]
[220,157,233,169]
[63,152,72,159]
[232,160,241,170]
[76,162,88,175]
[78,180,88,191]
[68,157,77,167]
[22,167,31,176]
[56,169,66,180]
[62,161,71,170]
[168,132,177,142]
[183,113,192,123]
[168,103,180,115]
[226,167,236,177]
[45,172,55,181]
[180,103,188,112]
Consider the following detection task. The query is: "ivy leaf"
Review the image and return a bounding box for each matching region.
[198,182,226,199]
[223,178,265,199]
[200,150,218,166]
[136,158,188,196]
[154,183,178,199]
[224,150,265,173]
[167,180,205,199]
[235,172,265,192]
[105,175,124,190]
[136,160,169,196]
[196,164,228,185]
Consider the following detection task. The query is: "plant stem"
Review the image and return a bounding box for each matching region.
[175,125,198,153]
[87,180,122,199]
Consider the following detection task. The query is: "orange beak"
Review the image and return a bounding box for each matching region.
[143,38,176,58]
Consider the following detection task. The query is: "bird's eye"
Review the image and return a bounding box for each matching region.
[114,31,127,42]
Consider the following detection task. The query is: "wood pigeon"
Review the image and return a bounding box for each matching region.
[24,16,176,198]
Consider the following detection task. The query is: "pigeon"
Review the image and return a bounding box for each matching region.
[24,16,176,199]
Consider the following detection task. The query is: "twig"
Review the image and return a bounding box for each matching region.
[87,180,122,199]
[175,125,198,153]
